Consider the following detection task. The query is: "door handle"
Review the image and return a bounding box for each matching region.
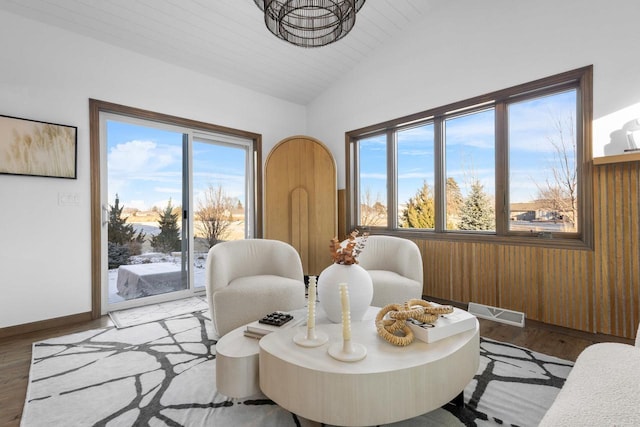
[102,204,109,226]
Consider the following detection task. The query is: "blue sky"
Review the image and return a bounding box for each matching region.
[107,89,575,213]
[107,120,246,211]
[359,90,577,206]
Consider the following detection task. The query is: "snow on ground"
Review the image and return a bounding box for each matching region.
[108,252,208,304]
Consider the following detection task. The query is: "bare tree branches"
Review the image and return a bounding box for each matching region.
[195,184,235,248]
[535,113,577,231]
[360,187,387,226]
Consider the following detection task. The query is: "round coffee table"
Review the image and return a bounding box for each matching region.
[259,317,479,426]
[215,307,375,398]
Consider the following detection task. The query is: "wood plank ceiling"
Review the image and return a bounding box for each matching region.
[0,0,436,105]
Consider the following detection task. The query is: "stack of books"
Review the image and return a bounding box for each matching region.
[407,307,477,343]
[243,311,306,339]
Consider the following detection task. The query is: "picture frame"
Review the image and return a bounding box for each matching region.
[0,114,77,179]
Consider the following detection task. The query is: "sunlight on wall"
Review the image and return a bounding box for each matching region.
[593,102,640,157]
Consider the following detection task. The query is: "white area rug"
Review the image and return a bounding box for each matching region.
[21,311,573,427]
[108,296,209,328]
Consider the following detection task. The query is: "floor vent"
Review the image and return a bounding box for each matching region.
[467,302,525,327]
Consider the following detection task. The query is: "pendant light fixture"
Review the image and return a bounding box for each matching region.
[254,0,366,48]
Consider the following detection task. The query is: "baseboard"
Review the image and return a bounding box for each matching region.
[0,311,92,340]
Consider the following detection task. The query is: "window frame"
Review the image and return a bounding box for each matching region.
[345,66,593,250]
[89,99,263,318]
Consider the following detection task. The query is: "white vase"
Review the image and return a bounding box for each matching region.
[317,263,373,323]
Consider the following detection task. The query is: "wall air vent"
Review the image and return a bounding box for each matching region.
[467,302,525,327]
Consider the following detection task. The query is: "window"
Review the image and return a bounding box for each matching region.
[444,108,495,232]
[397,124,435,229]
[507,90,578,234]
[90,99,262,315]
[102,115,257,310]
[358,134,387,226]
[347,66,593,248]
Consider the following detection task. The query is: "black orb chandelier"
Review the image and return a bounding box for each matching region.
[253,0,366,48]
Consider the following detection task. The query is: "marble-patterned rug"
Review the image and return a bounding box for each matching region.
[21,311,573,427]
[108,296,209,328]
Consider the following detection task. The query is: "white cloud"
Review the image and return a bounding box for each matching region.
[108,140,181,176]
[193,172,246,200]
[153,198,181,210]
[125,199,148,211]
[154,187,182,194]
[398,148,432,156]
[398,171,433,179]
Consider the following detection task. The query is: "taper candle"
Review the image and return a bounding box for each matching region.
[327,282,366,361]
[339,283,351,341]
[293,275,328,347]
[307,276,316,331]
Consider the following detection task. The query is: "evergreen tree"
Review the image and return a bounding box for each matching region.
[151,199,182,253]
[108,242,130,269]
[107,194,145,267]
[458,180,495,231]
[108,194,145,245]
[400,181,435,228]
[446,177,464,229]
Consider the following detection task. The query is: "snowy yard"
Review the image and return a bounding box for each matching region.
[108,252,208,303]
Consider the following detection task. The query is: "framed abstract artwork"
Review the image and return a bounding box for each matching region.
[0,114,77,179]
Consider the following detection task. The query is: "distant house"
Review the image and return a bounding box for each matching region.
[510,201,559,222]
[510,202,537,221]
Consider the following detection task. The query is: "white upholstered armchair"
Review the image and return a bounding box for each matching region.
[357,235,423,307]
[205,239,306,336]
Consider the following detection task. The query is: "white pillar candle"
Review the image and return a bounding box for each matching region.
[339,283,351,341]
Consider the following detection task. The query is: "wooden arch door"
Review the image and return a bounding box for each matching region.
[265,136,337,276]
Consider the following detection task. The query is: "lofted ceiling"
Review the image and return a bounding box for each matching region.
[0,0,435,105]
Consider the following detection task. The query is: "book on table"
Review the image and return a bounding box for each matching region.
[407,307,477,343]
[244,311,306,338]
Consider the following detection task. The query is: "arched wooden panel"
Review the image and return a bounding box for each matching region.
[291,187,309,272]
[265,136,337,276]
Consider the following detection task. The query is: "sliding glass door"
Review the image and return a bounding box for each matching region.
[101,114,254,313]
[191,134,251,289]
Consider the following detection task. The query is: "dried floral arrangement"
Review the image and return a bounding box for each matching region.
[329,229,369,265]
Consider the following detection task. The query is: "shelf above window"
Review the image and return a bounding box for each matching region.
[593,151,640,165]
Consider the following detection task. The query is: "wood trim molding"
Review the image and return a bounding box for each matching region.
[337,189,346,239]
[0,312,92,340]
[89,99,101,319]
[593,152,640,165]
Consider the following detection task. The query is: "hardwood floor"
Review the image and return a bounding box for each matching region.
[0,316,112,427]
[0,315,632,427]
[479,317,632,361]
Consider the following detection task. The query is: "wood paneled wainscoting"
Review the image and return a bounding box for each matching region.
[417,241,595,335]
[414,156,639,340]
[593,156,640,339]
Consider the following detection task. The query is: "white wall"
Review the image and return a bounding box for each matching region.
[307,0,640,188]
[0,11,306,328]
[4,0,640,329]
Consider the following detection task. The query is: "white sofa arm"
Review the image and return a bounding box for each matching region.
[540,342,640,426]
[636,322,640,348]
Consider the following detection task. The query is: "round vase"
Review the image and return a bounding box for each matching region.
[317,263,373,323]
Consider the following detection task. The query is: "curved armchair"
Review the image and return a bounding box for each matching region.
[357,235,423,307]
[205,239,306,336]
